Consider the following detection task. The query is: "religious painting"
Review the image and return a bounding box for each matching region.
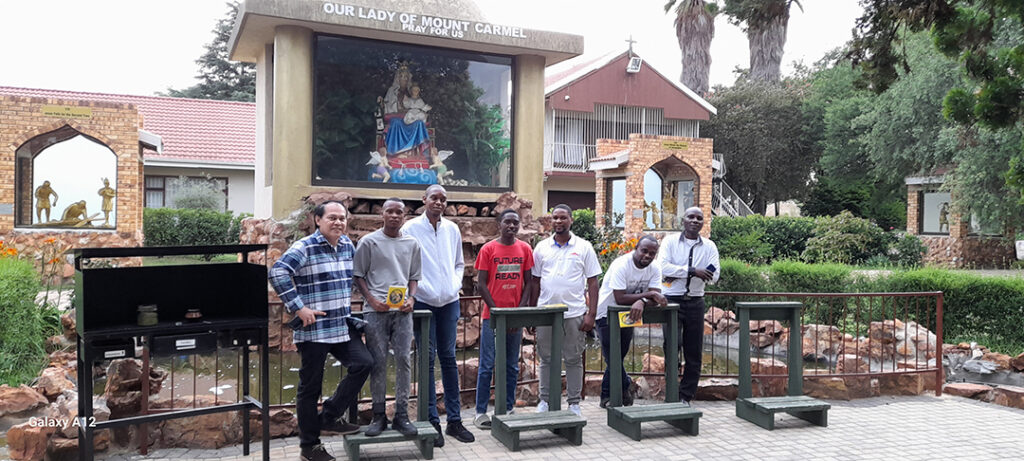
[920,191,951,235]
[312,34,513,189]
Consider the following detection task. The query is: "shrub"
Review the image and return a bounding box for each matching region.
[888,232,927,268]
[802,211,888,264]
[570,208,597,243]
[718,229,773,264]
[171,176,225,210]
[143,208,245,247]
[0,257,54,386]
[711,215,817,263]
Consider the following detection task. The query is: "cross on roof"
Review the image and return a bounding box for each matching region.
[626,35,637,56]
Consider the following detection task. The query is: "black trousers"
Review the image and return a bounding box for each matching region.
[295,338,373,448]
[662,296,706,402]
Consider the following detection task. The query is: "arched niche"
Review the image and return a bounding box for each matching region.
[646,156,699,230]
[15,126,118,228]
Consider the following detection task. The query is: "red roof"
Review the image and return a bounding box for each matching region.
[0,86,255,166]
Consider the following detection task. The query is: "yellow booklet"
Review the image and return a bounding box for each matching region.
[386,286,407,309]
[540,303,568,309]
[618,311,643,328]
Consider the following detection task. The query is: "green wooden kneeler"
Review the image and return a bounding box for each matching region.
[343,310,439,460]
[490,306,587,451]
[606,303,702,441]
[735,302,830,430]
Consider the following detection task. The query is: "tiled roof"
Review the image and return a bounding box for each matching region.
[0,86,255,167]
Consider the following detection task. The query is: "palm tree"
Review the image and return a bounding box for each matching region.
[722,0,801,83]
[665,1,718,96]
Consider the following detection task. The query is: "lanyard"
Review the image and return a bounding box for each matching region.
[684,238,698,296]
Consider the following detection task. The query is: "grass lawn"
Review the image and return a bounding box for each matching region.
[142,254,239,266]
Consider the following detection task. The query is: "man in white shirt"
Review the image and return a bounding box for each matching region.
[656,207,719,405]
[401,184,475,445]
[531,204,601,417]
[596,235,667,409]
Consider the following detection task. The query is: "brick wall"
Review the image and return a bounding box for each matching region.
[906,184,1014,268]
[594,134,714,238]
[0,94,144,251]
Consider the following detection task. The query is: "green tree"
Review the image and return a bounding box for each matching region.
[665,0,719,95]
[163,2,255,101]
[704,80,816,214]
[848,1,1024,201]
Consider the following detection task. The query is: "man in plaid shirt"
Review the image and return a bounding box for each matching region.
[270,201,371,461]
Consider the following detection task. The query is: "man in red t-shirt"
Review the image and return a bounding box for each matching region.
[472,209,534,429]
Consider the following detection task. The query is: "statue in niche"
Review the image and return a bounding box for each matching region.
[35,180,59,223]
[97,177,116,227]
[58,200,91,227]
[645,201,660,229]
[938,202,949,233]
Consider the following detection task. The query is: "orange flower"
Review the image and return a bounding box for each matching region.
[45,237,57,244]
[48,257,61,264]
[6,248,16,256]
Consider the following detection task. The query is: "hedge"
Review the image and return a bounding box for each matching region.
[708,258,1024,354]
[143,208,247,247]
[710,215,818,263]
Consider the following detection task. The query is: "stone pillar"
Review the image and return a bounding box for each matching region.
[513,55,545,210]
[271,26,313,220]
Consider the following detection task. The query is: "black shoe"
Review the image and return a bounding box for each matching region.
[623,390,635,407]
[364,414,388,437]
[431,422,445,447]
[599,397,610,409]
[300,444,336,461]
[392,413,418,436]
[321,414,361,435]
[445,420,475,443]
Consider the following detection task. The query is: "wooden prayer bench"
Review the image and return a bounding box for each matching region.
[734,302,830,431]
[343,311,439,459]
[606,304,702,441]
[489,306,587,451]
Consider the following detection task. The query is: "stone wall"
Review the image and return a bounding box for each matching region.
[0,94,145,273]
[593,133,714,237]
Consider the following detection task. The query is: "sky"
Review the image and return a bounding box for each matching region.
[0,1,864,96]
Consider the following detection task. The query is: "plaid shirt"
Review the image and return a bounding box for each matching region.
[269,230,353,344]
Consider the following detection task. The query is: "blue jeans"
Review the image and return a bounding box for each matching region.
[597,316,633,400]
[413,300,462,423]
[475,318,522,414]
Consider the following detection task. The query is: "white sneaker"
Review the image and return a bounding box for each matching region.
[568,403,582,417]
[536,400,549,413]
[473,413,491,430]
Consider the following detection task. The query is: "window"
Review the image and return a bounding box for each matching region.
[144,175,228,212]
[313,35,513,190]
[919,191,951,235]
[607,178,626,228]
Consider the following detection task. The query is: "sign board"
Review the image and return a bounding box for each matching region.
[661,141,688,150]
[321,2,527,39]
[41,105,92,119]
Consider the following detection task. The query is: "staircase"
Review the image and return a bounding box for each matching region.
[712,153,755,217]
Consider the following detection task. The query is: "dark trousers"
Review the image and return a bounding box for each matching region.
[597,316,633,400]
[662,296,706,402]
[296,338,373,448]
[413,300,462,423]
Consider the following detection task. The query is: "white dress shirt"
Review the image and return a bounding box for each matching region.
[656,232,720,297]
[532,232,602,318]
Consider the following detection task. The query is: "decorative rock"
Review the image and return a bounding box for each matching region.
[481,206,490,217]
[695,378,738,401]
[633,376,666,401]
[34,367,76,402]
[46,431,112,460]
[456,204,477,216]
[843,377,879,399]
[0,384,49,417]
[457,358,480,390]
[584,375,602,397]
[943,382,994,400]
[835,354,870,373]
[803,376,850,400]
[515,382,539,406]
[869,319,905,344]
[157,397,241,449]
[352,201,371,214]
[455,316,481,349]
[444,205,456,216]
[750,333,776,349]
[703,306,735,326]
[980,352,1012,370]
[751,320,784,335]
[640,353,665,374]
[717,318,740,335]
[992,385,1024,409]
[801,324,843,360]
[750,358,788,397]
[703,321,713,335]
[1011,352,1024,372]
[6,421,55,461]
[878,374,925,396]
[61,310,77,340]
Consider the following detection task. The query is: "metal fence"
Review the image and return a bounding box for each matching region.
[146,291,944,413]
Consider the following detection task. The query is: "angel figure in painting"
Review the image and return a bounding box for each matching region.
[429,148,454,183]
[367,149,391,183]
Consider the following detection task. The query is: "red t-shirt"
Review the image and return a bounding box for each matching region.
[474,238,534,319]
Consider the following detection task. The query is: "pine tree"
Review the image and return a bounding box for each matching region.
[163,2,255,101]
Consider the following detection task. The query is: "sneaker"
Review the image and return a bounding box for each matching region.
[392,413,418,436]
[536,400,549,413]
[445,420,475,443]
[679,400,692,408]
[300,444,336,461]
[320,416,361,435]
[473,413,492,430]
[364,414,388,437]
[568,403,582,417]
[431,422,445,447]
[599,397,610,409]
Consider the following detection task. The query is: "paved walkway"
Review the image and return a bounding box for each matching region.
[90,394,1023,461]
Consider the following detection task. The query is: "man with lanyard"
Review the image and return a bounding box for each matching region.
[595,235,667,409]
[269,201,371,461]
[531,204,601,417]
[400,184,475,446]
[656,206,719,406]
